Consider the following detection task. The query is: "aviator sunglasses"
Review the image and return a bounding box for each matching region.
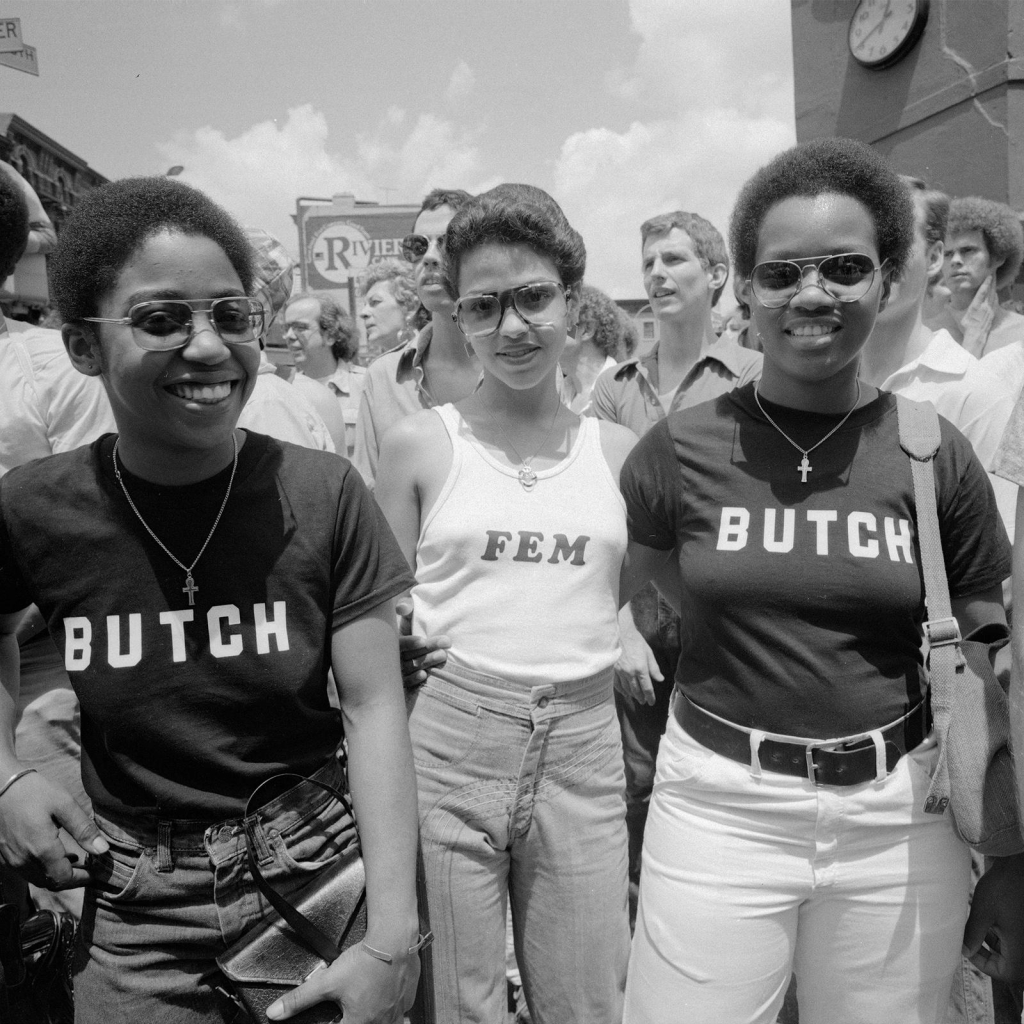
[748,253,886,308]
[452,281,567,339]
[400,232,446,263]
[83,297,266,352]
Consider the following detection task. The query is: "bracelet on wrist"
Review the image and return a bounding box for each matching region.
[361,930,433,964]
[0,768,37,801]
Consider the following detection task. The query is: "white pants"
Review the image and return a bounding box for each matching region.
[623,712,972,1024]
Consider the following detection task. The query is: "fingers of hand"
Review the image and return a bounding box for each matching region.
[266,966,333,1020]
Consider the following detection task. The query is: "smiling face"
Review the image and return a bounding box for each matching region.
[72,229,259,477]
[746,193,889,404]
[457,242,576,392]
[360,279,406,346]
[641,227,719,323]
[943,229,995,309]
[413,204,456,315]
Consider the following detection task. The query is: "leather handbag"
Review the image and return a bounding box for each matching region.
[898,395,1024,856]
[214,773,367,1024]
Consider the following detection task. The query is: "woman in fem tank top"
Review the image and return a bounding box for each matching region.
[376,184,637,1024]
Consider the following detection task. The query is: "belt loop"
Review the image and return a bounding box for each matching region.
[748,729,765,778]
[244,816,274,867]
[870,730,886,783]
[156,820,174,872]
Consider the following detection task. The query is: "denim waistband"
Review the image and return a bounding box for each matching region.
[94,755,348,853]
[427,656,614,718]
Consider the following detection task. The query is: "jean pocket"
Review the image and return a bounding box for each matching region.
[406,684,483,768]
[90,835,150,903]
[269,796,357,876]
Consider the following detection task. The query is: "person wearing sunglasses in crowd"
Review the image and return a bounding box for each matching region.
[375,184,638,1024]
[352,188,477,489]
[0,176,422,1024]
[618,138,1015,1023]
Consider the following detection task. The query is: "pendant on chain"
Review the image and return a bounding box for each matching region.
[798,455,812,483]
[518,467,538,491]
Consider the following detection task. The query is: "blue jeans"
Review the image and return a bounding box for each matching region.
[409,658,630,1024]
[73,757,356,1024]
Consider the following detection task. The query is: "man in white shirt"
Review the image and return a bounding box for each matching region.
[859,178,1017,540]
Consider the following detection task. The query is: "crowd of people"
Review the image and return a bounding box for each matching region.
[0,135,1023,1024]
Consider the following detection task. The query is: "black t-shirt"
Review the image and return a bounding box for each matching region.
[620,385,1011,737]
[0,432,415,819]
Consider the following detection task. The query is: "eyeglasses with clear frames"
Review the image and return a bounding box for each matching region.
[452,281,568,338]
[82,297,265,352]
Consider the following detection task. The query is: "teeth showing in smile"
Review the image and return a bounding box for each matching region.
[788,324,836,337]
[167,382,233,403]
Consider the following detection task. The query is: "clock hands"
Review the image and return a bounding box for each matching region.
[861,0,893,44]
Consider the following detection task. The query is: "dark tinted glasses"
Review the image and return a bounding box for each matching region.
[452,281,567,338]
[749,253,884,308]
[83,298,265,352]
[401,233,446,263]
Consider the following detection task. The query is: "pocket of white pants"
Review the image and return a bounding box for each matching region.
[654,718,716,787]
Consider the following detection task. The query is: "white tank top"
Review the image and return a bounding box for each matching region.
[412,405,627,685]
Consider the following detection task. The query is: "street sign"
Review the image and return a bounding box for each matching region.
[0,18,22,53]
[0,42,37,75]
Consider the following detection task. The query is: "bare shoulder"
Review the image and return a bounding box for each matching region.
[596,419,639,479]
[378,408,450,466]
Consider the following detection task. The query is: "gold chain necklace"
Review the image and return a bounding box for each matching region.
[754,380,861,484]
[483,402,563,492]
[112,434,239,605]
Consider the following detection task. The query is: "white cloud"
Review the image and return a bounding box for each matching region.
[445,61,476,105]
[156,104,485,257]
[554,0,796,301]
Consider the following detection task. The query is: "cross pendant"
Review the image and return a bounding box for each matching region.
[798,455,812,484]
[182,574,198,606]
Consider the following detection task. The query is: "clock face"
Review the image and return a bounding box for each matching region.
[849,0,928,69]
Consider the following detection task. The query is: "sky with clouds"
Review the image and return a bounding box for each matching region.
[2,0,796,300]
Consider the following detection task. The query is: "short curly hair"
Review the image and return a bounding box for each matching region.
[578,284,629,360]
[287,290,358,363]
[443,183,586,299]
[640,211,729,306]
[729,138,914,283]
[50,176,254,322]
[0,169,29,280]
[357,258,420,317]
[946,195,1024,289]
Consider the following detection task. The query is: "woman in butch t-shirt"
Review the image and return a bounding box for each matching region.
[619,139,1016,1023]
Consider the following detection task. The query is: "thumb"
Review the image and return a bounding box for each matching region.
[646,648,664,683]
[267,968,331,1020]
[53,792,108,855]
[395,598,413,634]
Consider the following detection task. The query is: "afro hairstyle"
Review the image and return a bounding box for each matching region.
[946,196,1024,290]
[49,176,254,322]
[729,137,914,283]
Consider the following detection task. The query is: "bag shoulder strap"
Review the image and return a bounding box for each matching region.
[243,773,362,966]
[896,394,958,813]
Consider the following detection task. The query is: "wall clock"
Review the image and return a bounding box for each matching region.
[849,0,929,69]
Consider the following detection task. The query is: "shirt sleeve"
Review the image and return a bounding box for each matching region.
[330,464,416,628]
[588,367,619,422]
[620,420,679,551]
[935,420,1013,598]
[351,387,378,490]
[992,383,1024,487]
[0,482,34,614]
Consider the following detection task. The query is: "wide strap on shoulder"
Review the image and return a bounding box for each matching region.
[896,394,958,814]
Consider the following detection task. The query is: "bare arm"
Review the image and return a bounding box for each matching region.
[0,609,107,889]
[269,601,420,1023]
